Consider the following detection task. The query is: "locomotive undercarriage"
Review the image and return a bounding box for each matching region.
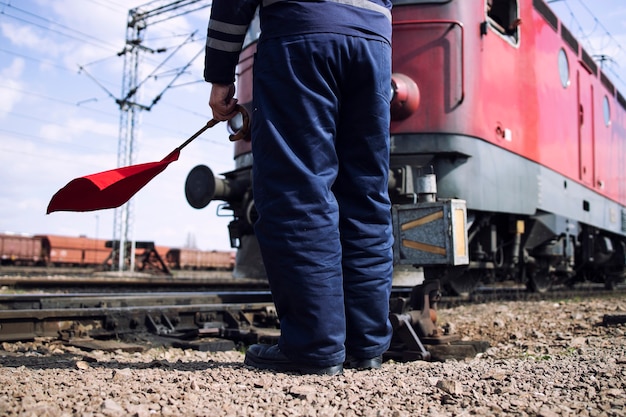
[398,190,626,295]
[423,210,626,295]
[186,148,626,297]
[388,131,626,295]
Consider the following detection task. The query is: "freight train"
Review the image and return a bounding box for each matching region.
[0,233,235,271]
[165,248,235,271]
[185,0,626,296]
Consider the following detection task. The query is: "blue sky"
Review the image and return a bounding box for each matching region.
[0,0,625,252]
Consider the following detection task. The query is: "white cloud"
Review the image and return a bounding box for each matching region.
[1,56,25,78]
[1,22,47,49]
[0,58,25,118]
[39,116,118,144]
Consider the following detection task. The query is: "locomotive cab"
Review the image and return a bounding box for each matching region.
[486,0,521,42]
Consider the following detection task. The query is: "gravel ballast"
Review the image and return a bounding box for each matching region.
[1,295,625,416]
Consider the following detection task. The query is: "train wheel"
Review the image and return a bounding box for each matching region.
[604,274,623,290]
[526,261,553,293]
[445,270,481,297]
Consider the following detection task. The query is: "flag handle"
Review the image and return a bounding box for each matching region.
[178,105,250,151]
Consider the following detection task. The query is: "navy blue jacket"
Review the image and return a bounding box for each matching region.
[204,0,392,84]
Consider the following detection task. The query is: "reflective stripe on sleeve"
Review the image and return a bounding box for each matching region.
[206,37,244,53]
[209,19,249,36]
[206,19,247,53]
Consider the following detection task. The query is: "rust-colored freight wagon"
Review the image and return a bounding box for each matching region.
[166,248,235,270]
[0,233,46,265]
[38,235,110,266]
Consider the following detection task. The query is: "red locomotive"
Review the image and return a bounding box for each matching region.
[184,0,625,294]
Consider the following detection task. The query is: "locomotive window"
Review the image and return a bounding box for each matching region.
[603,96,611,126]
[487,0,520,43]
[558,49,570,88]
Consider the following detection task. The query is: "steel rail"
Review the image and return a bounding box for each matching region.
[0,290,276,343]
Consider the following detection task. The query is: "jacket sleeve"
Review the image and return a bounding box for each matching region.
[204,0,260,84]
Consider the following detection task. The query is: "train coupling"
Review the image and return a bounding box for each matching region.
[387,280,490,362]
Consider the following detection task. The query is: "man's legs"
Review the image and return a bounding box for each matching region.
[334,38,394,361]
[251,33,347,367]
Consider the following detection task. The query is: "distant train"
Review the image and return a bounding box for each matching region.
[0,234,109,266]
[0,233,235,271]
[165,248,235,271]
[0,234,47,266]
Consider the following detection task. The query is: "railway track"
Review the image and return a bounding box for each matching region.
[0,267,268,293]
[0,290,279,353]
[474,281,626,302]
[1,271,623,361]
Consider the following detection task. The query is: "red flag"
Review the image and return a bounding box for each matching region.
[46,106,250,214]
[46,149,180,214]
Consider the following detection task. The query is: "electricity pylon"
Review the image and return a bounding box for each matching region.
[112,0,210,271]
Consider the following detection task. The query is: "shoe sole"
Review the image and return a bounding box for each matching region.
[344,356,383,370]
[244,356,343,376]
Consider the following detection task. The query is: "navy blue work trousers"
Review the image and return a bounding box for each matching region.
[251,33,394,367]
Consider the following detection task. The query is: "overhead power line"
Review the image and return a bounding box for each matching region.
[0,0,215,141]
[0,2,121,52]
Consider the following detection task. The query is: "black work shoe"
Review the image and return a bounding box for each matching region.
[344,354,383,370]
[244,344,343,376]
